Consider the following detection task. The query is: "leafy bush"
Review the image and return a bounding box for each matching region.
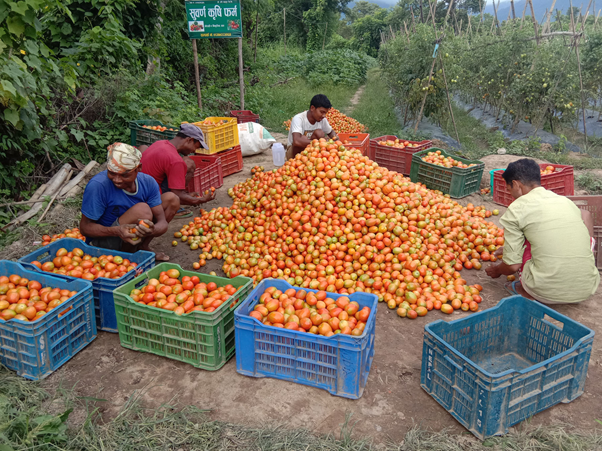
[270,49,375,86]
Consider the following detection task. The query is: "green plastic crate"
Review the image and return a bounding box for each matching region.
[113,263,252,371]
[130,120,179,147]
[409,148,485,198]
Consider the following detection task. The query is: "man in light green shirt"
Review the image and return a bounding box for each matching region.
[486,158,599,304]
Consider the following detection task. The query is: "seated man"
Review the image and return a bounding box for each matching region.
[141,123,214,215]
[287,94,339,160]
[80,143,178,261]
[486,158,599,304]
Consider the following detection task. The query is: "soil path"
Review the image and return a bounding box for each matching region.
[40,149,602,445]
[345,85,366,115]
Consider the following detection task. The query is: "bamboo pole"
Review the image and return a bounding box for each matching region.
[283,8,286,55]
[254,9,259,63]
[492,0,501,34]
[410,6,417,32]
[238,37,244,109]
[192,40,203,110]
[404,21,410,43]
[58,161,97,198]
[419,0,424,23]
[510,0,517,19]
[520,0,528,28]
[529,0,540,44]
[570,4,589,144]
[414,1,439,133]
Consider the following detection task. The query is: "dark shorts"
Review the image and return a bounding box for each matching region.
[160,178,170,193]
[87,219,126,251]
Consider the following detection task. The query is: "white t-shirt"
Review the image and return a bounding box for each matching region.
[287,111,333,146]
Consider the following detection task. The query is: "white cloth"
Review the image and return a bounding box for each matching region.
[287,111,333,146]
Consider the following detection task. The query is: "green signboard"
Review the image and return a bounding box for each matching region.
[185,0,242,39]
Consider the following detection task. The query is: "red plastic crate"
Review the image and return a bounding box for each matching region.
[566,195,602,270]
[369,135,433,175]
[230,110,259,124]
[197,145,243,177]
[493,164,574,207]
[187,156,224,193]
[339,133,370,156]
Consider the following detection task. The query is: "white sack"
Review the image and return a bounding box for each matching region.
[238,122,276,156]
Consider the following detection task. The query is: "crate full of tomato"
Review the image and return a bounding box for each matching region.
[235,279,378,399]
[369,136,433,175]
[0,261,96,380]
[493,164,574,207]
[410,149,485,198]
[19,238,155,333]
[113,263,252,370]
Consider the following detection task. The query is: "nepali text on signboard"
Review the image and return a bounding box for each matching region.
[185,0,242,39]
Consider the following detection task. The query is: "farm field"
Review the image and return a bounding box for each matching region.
[3,0,602,448]
[26,139,602,448]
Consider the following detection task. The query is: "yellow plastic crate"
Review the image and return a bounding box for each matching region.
[192,117,239,154]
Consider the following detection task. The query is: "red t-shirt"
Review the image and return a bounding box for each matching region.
[140,140,187,192]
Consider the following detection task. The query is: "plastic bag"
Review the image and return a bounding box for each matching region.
[238,122,276,156]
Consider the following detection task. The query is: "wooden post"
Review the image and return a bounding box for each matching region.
[492,0,501,34]
[238,37,244,109]
[410,6,417,32]
[283,8,286,55]
[529,0,540,44]
[520,0,528,28]
[427,1,460,144]
[414,0,439,133]
[192,39,203,110]
[404,21,411,43]
[477,0,484,33]
[322,22,328,50]
[545,0,557,33]
[254,9,259,63]
[572,5,588,144]
[510,0,517,19]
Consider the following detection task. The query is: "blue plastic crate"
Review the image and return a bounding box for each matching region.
[0,261,96,380]
[18,238,154,333]
[421,296,594,440]
[235,279,378,399]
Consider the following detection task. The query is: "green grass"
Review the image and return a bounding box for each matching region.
[2,367,602,450]
[349,68,403,138]
[250,79,359,134]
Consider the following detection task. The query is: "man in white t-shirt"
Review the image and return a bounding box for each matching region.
[286,94,339,160]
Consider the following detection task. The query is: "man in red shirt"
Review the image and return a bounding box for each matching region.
[141,124,214,213]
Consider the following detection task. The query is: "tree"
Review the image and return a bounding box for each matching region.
[351,9,387,57]
[349,1,383,22]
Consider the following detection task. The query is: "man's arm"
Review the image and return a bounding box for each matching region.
[171,189,207,206]
[485,208,524,279]
[328,130,339,140]
[292,132,312,149]
[80,215,139,245]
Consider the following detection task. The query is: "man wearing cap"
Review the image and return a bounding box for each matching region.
[140,123,214,215]
[79,143,178,261]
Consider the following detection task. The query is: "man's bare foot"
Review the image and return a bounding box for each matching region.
[153,251,170,262]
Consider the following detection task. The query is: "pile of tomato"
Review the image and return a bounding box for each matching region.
[128,268,240,315]
[541,166,557,175]
[0,274,77,322]
[42,228,85,245]
[283,109,366,134]
[175,139,504,320]
[421,150,477,169]
[377,138,425,149]
[31,248,138,281]
[250,286,371,335]
[142,125,176,132]
[251,166,265,175]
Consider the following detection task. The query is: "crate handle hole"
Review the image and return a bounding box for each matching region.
[543,314,564,330]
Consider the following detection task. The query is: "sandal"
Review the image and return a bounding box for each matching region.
[174,208,192,218]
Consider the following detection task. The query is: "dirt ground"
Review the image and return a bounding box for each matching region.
[40,140,602,444]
